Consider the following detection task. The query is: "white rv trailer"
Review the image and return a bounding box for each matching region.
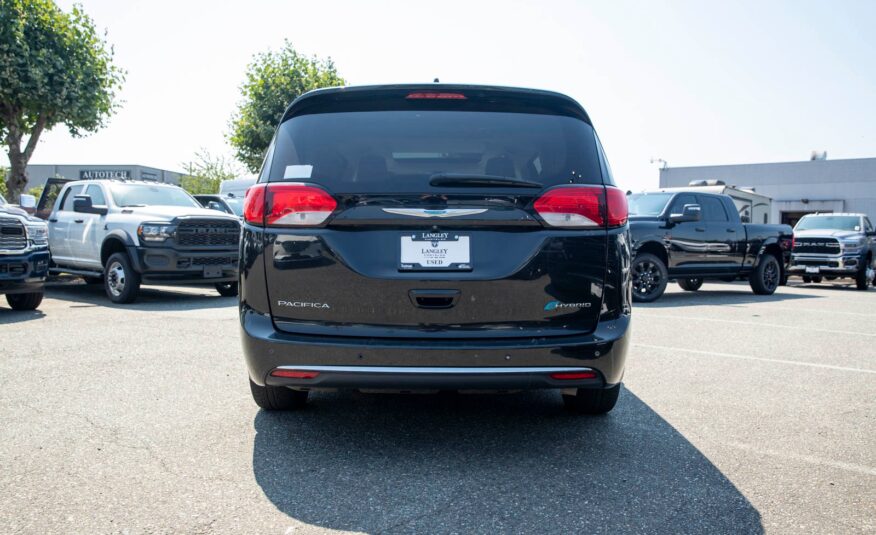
[652,180,773,224]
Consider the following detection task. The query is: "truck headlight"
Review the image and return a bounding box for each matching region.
[138,223,175,242]
[25,224,48,245]
[842,238,864,252]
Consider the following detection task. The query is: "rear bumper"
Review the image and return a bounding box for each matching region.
[128,245,238,284]
[0,249,49,295]
[241,307,631,389]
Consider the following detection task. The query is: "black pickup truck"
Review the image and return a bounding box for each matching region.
[627,190,793,302]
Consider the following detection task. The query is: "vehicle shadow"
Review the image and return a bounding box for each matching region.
[252,389,763,534]
[44,279,235,312]
[0,308,46,324]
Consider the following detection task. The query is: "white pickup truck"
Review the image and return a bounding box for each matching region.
[36,178,241,303]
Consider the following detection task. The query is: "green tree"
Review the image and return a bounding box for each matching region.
[0,0,124,201]
[228,41,345,173]
[180,149,241,195]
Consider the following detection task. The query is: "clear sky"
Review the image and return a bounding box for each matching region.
[36,0,876,192]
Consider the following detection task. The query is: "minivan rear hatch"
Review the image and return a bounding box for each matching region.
[257,85,615,339]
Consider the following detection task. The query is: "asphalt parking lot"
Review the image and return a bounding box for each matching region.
[0,279,873,534]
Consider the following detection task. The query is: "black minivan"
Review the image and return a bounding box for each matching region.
[240,85,631,414]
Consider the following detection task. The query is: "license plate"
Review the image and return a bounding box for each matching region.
[400,232,471,271]
[203,266,223,278]
[805,266,820,274]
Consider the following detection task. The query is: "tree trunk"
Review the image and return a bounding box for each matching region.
[4,115,46,203]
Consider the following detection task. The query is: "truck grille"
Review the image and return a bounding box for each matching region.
[0,218,27,250]
[793,237,840,254]
[176,219,240,247]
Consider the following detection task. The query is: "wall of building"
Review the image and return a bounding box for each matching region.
[25,165,183,189]
[659,157,876,224]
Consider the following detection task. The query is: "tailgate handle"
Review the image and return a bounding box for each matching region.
[409,289,460,309]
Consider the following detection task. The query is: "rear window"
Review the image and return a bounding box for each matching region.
[267,110,603,192]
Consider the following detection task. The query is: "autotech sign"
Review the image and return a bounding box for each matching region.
[80,170,131,179]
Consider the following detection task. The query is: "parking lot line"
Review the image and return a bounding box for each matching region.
[635,343,876,374]
[635,312,876,338]
[720,440,876,477]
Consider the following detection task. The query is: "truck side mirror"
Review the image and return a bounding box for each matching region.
[73,195,108,216]
[669,204,701,223]
[19,194,36,209]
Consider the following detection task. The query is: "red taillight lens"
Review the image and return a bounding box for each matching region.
[533,186,627,229]
[270,369,320,379]
[243,183,266,225]
[266,183,337,227]
[243,183,337,227]
[605,187,629,227]
[406,92,467,100]
[549,371,598,380]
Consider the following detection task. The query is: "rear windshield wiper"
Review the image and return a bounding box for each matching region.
[429,173,543,189]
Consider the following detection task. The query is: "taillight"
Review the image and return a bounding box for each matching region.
[533,185,628,228]
[242,183,337,227]
[243,183,266,225]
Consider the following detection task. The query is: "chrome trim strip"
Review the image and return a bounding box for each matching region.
[274,365,593,375]
[382,208,488,218]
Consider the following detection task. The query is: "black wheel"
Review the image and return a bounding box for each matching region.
[856,256,873,290]
[677,278,703,292]
[811,276,823,283]
[104,252,141,304]
[5,292,43,311]
[562,384,621,415]
[215,281,238,297]
[249,379,308,410]
[825,276,837,281]
[83,276,103,285]
[802,276,812,283]
[632,253,668,303]
[750,254,781,295]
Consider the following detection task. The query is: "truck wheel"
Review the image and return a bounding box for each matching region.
[5,292,43,311]
[750,254,781,295]
[562,384,621,415]
[856,256,873,290]
[677,278,703,292]
[104,252,141,304]
[811,276,823,283]
[215,282,238,297]
[632,253,668,302]
[249,379,308,410]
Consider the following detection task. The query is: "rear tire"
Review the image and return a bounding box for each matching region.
[249,379,308,410]
[562,384,621,415]
[632,253,668,303]
[750,254,781,295]
[104,252,141,304]
[5,292,43,311]
[215,281,238,297]
[802,276,812,283]
[677,278,703,292]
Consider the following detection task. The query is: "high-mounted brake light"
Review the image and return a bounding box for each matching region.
[270,369,320,379]
[406,92,467,100]
[243,183,337,227]
[533,185,628,229]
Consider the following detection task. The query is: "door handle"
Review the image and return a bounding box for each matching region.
[49,218,58,223]
[409,289,460,309]
[74,219,84,223]
[726,228,736,233]
[695,227,705,232]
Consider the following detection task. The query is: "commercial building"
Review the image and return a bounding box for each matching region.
[659,157,876,226]
[25,164,183,188]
